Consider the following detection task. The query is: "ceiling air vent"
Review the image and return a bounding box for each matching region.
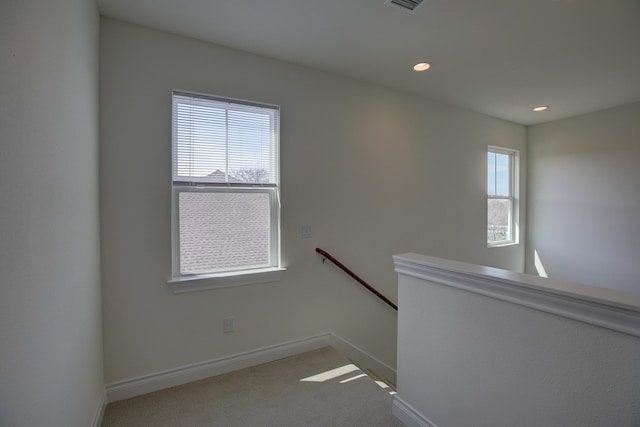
[384,0,425,13]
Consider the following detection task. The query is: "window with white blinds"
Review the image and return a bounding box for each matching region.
[171,91,281,280]
[172,91,279,186]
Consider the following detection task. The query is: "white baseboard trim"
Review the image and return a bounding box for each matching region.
[104,332,397,405]
[91,390,107,427]
[329,333,397,386]
[392,397,437,427]
[105,333,331,402]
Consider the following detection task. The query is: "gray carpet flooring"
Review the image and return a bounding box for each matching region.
[102,346,403,427]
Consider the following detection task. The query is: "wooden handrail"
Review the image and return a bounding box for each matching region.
[316,248,398,311]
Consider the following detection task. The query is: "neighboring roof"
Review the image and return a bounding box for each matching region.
[178,192,270,274]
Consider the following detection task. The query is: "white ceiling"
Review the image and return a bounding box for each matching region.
[97,0,640,125]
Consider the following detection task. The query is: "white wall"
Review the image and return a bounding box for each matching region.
[0,1,104,426]
[99,18,526,384]
[394,254,640,427]
[526,102,640,294]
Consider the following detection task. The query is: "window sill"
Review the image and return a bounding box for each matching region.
[487,241,518,248]
[168,267,286,294]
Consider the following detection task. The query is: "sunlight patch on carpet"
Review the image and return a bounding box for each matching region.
[339,373,369,383]
[299,363,360,382]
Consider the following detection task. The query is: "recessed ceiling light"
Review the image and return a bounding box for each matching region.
[532,105,549,112]
[413,62,431,72]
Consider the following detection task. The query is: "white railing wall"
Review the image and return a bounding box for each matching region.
[392,253,640,427]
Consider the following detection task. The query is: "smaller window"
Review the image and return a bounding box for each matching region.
[487,146,518,246]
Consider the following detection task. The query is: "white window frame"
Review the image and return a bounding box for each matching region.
[168,91,284,292]
[487,146,519,247]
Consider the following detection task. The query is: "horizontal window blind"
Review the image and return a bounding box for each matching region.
[172,91,279,186]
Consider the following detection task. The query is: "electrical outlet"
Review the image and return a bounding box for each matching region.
[301,225,312,239]
[223,317,235,333]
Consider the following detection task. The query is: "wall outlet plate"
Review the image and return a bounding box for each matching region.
[223,317,235,333]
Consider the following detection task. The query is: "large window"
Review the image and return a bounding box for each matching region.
[171,91,281,281]
[487,146,518,246]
